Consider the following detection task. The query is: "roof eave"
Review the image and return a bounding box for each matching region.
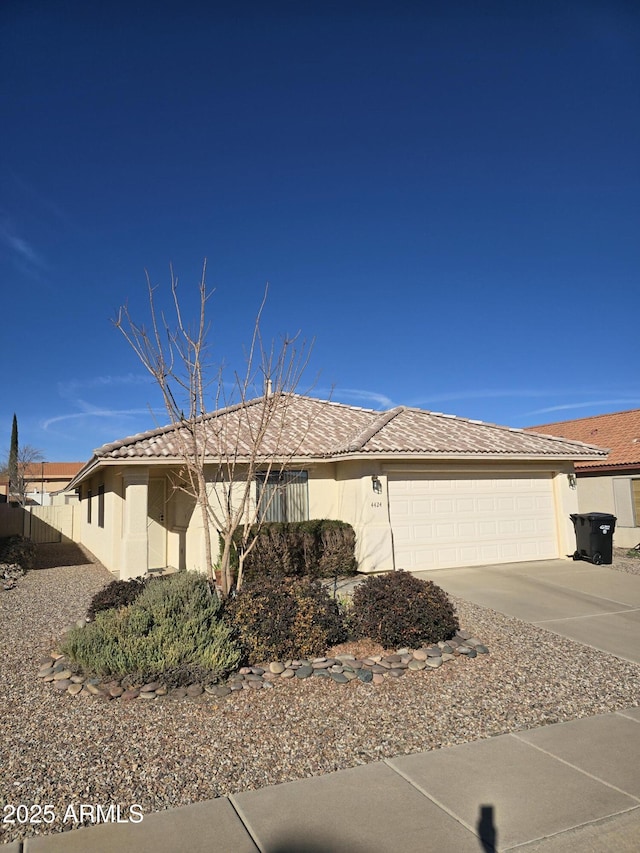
[66,447,607,488]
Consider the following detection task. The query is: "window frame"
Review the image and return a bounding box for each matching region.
[255,469,309,523]
[98,484,105,528]
[633,478,640,526]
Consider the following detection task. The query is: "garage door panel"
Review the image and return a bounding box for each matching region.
[456,498,474,513]
[389,473,558,570]
[434,498,455,513]
[500,543,520,560]
[477,497,495,512]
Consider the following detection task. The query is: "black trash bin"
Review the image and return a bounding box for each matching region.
[570,512,617,565]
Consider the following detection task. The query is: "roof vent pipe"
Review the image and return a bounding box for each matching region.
[265,378,273,397]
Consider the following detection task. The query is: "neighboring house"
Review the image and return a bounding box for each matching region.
[0,462,85,506]
[65,395,606,580]
[526,409,640,549]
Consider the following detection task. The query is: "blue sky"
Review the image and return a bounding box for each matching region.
[2,0,639,462]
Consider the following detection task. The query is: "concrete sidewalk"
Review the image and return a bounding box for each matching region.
[12,706,640,852]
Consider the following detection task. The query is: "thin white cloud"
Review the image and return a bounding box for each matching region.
[525,399,640,418]
[411,389,556,406]
[0,220,45,269]
[42,408,162,430]
[331,388,396,409]
[58,373,153,398]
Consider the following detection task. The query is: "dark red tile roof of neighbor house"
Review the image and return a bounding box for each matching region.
[526,409,640,471]
[22,462,86,479]
[67,395,608,487]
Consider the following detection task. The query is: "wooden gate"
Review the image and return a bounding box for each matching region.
[0,505,75,543]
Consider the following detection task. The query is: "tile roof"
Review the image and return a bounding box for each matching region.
[526,409,640,471]
[67,395,607,486]
[22,462,85,478]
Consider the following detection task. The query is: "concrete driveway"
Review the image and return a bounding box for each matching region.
[417,559,640,665]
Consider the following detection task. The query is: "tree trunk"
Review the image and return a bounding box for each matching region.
[197,474,215,587]
[219,534,234,596]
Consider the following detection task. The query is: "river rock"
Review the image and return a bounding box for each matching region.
[122,689,140,700]
[295,665,313,679]
[53,669,72,681]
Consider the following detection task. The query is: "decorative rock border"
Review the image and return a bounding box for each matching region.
[37,630,489,701]
[1,562,24,591]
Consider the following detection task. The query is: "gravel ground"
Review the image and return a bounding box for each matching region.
[611,546,640,576]
[2,545,640,844]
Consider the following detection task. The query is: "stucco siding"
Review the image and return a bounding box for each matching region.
[76,468,123,576]
[578,474,640,548]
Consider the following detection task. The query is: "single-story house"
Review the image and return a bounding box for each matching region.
[65,394,607,580]
[526,409,640,549]
[0,462,85,506]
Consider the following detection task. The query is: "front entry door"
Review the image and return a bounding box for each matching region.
[147,478,167,570]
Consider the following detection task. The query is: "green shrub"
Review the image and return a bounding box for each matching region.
[350,571,459,649]
[232,520,358,582]
[61,572,241,684]
[0,535,35,570]
[224,576,346,663]
[87,577,148,620]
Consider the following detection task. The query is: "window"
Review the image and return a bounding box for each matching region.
[613,477,640,527]
[256,470,308,522]
[98,484,105,528]
[87,488,92,524]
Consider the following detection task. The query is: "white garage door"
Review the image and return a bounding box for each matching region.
[389,473,559,570]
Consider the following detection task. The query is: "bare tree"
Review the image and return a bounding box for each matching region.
[114,262,317,596]
[12,444,45,505]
